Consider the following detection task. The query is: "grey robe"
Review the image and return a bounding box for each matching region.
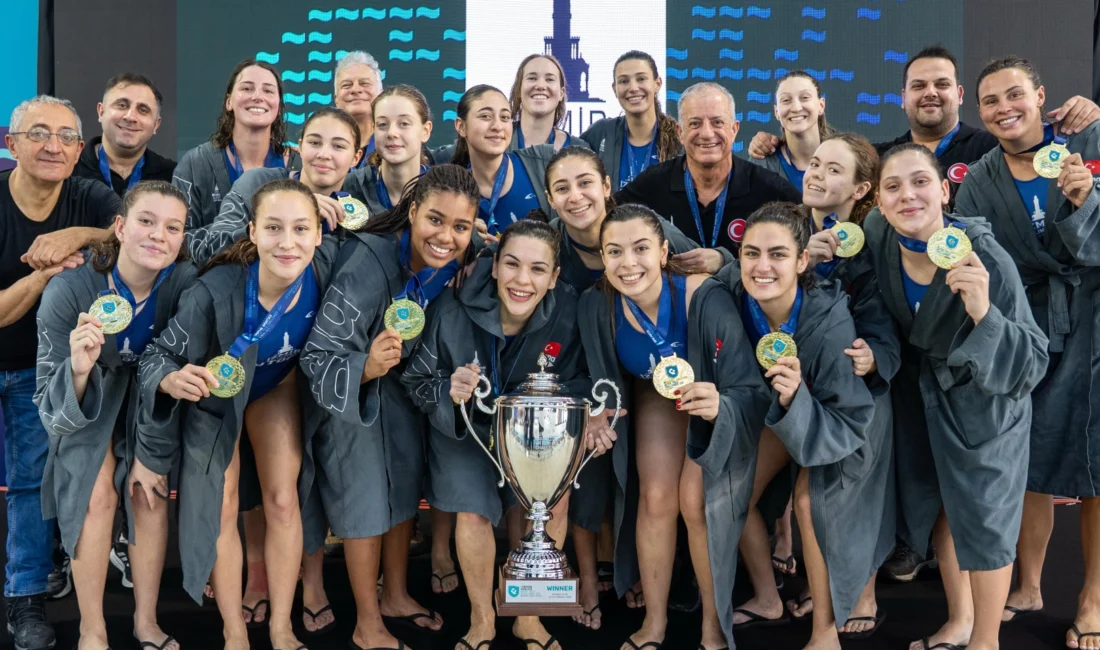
[746,151,791,186]
[863,212,1049,570]
[579,116,684,191]
[173,143,295,231]
[341,165,399,218]
[136,241,339,602]
[955,123,1100,496]
[184,167,288,265]
[579,279,770,646]
[401,255,589,525]
[35,260,196,556]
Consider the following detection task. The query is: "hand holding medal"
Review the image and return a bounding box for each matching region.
[926,224,973,270]
[363,329,404,382]
[158,364,220,402]
[1034,128,1071,179]
[945,251,991,324]
[622,290,694,399]
[765,356,802,408]
[1056,152,1095,208]
[384,298,426,341]
[675,382,719,422]
[88,291,133,335]
[338,195,371,231]
[831,221,865,258]
[69,313,106,376]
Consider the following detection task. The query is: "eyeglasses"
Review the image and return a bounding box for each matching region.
[10,127,81,146]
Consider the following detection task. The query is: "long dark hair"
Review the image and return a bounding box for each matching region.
[91,181,191,273]
[880,141,944,182]
[613,51,680,162]
[509,54,568,129]
[544,146,616,217]
[211,59,288,157]
[364,84,433,167]
[742,201,815,291]
[200,179,320,274]
[774,70,834,140]
[497,209,561,269]
[451,85,508,168]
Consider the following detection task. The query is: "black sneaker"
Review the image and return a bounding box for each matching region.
[109,531,133,589]
[45,549,71,600]
[5,594,56,650]
[880,544,937,582]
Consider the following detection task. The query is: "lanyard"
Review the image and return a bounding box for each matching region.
[227,261,307,359]
[226,142,285,185]
[623,121,659,183]
[98,145,145,193]
[489,334,527,395]
[478,154,511,234]
[108,264,174,312]
[397,230,458,306]
[566,230,601,255]
[745,285,803,342]
[622,276,675,357]
[933,123,962,159]
[683,164,730,248]
[897,217,965,253]
[809,212,838,234]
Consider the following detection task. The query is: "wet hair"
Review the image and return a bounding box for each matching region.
[544,146,617,217]
[819,132,880,225]
[300,106,362,154]
[365,84,433,167]
[496,210,561,270]
[91,181,190,273]
[103,73,164,111]
[451,85,509,168]
[211,59,288,157]
[509,54,568,129]
[597,204,692,315]
[975,55,1043,100]
[613,51,681,162]
[879,141,944,183]
[743,202,815,291]
[201,179,320,273]
[10,95,82,138]
[903,45,959,86]
[774,70,834,139]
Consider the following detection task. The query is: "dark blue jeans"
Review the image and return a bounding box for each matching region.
[2,368,54,597]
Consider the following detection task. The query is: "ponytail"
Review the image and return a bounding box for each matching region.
[614,51,681,162]
[451,85,507,169]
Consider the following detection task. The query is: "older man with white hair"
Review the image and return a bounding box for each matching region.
[334,51,384,165]
[0,94,118,650]
[616,82,800,270]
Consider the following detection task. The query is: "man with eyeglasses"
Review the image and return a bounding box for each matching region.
[0,95,119,650]
[73,73,176,197]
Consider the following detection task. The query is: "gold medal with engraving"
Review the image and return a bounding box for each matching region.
[206,354,246,399]
[926,226,972,270]
[339,196,371,230]
[756,332,798,370]
[383,298,426,341]
[831,221,865,258]
[652,354,694,399]
[89,293,133,335]
[1034,142,1070,179]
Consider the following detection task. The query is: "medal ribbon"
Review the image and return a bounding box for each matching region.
[488,335,526,396]
[811,213,842,276]
[897,217,965,253]
[745,285,803,342]
[622,276,676,358]
[98,145,145,192]
[108,264,175,311]
[566,230,601,255]
[478,154,511,235]
[1007,123,1065,156]
[933,123,962,159]
[227,261,307,359]
[225,142,286,185]
[397,230,459,307]
[810,212,838,234]
[683,164,730,248]
[623,121,659,183]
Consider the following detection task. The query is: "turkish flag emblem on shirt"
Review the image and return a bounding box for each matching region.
[544,342,562,357]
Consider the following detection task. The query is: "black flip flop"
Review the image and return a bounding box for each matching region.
[1071,624,1100,646]
[348,639,405,650]
[520,635,559,650]
[697,646,729,650]
[243,599,270,629]
[918,638,967,650]
[1003,605,1041,622]
[732,607,790,629]
[572,603,602,629]
[381,610,443,635]
[839,610,887,640]
[622,637,663,650]
[455,639,492,650]
[771,554,797,575]
[430,571,459,594]
[136,635,177,650]
[624,585,645,609]
[301,603,337,637]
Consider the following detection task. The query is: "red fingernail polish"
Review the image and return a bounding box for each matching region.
[674,390,681,396]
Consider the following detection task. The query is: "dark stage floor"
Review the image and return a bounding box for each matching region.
[0,503,1085,650]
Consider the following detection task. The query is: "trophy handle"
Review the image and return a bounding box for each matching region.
[459,374,506,488]
[574,378,622,490]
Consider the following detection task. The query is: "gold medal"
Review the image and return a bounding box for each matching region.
[1034,142,1070,179]
[652,354,694,399]
[926,226,972,270]
[756,332,798,370]
[339,196,371,230]
[383,298,426,341]
[831,221,865,258]
[89,293,133,335]
[206,354,246,399]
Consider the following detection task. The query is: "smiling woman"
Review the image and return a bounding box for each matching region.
[509,54,572,151]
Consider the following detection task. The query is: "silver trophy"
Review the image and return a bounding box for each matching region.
[459,355,620,614]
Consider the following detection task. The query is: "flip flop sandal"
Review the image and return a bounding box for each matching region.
[732,607,791,629]
[301,603,337,637]
[786,594,813,620]
[622,637,663,650]
[838,609,887,640]
[430,571,459,594]
[1071,624,1100,647]
[624,585,645,609]
[572,604,602,629]
[381,610,443,635]
[456,640,492,650]
[1003,605,1041,622]
[771,554,797,575]
[243,599,270,629]
[136,636,177,650]
[918,638,967,650]
[520,635,559,650]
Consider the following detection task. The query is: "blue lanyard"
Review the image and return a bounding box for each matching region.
[517,127,555,149]
[809,212,838,234]
[108,264,174,311]
[397,230,458,307]
[227,261,307,359]
[98,145,145,192]
[683,165,729,248]
[623,121,658,182]
[777,146,804,185]
[375,165,430,209]
[566,230,601,255]
[897,217,965,253]
[489,334,526,395]
[226,142,285,185]
[745,285,802,341]
[1007,123,1065,156]
[622,276,675,357]
[478,154,511,234]
[933,123,961,159]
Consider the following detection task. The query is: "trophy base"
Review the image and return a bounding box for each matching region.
[495,568,581,617]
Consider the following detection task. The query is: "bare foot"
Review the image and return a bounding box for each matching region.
[352,623,401,650]
[431,551,459,594]
[457,615,495,650]
[134,621,181,650]
[572,576,602,630]
[838,592,879,636]
[270,627,306,650]
[380,591,444,631]
[786,590,813,619]
[241,593,269,625]
[1002,586,1043,622]
[624,582,645,609]
[733,595,784,626]
[1068,602,1100,649]
[76,631,110,650]
[514,616,561,650]
[907,619,972,650]
[301,588,335,634]
[223,631,249,650]
[619,620,665,650]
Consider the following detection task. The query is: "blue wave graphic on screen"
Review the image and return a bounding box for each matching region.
[856,8,881,19]
[443,110,457,121]
[802,7,826,19]
[774,49,798,61]
[856,112,881,124]
[720,69,743,80]
[734,142,744,153]
[857,93,881,105]
[308,52,333,63]
[389,49,413,61]
[746,111,771,123]
[691,6,716,18]
[390,7,414,19]
[362,8,386,19]
[719,49,743,60]
[746,6,771,18]
[885,93,903,106]
[747,91,771,103]
[416,7,441,18]
[667,90,682,102]
[284,93,306,106]
[443,30,465,40]
[308,9,332,21]
[720,29,744,41]
[719,6,744,18]
[416,49,440,61]
[282,70,306,82]
[668,48,689,60]
[308,70,332,82]
[308,93,332,103]
[692,29,716,41]
[802,29,825,42]
[256,52,280,64]
[804,68,826,81]
[747,68,771,80]
[884,50,908,63]
[335,8,359,20]
[830,69,855,81]
[287,113,306,125]
[389,30,414,42]
[442,90,464,102]
[308,32,332,43]
[335,50,350,60]
[667,68,688,80]
[692,68,716,80]
[735,112,743,121]
[282,32,305,44]
[443,68,466,80]
[775,67,789,78]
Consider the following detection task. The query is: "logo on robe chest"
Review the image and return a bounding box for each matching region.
[541,341,561,368]
[728,218,747,242]
[947,163,969,183]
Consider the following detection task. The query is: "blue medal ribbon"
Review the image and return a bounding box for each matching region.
[683,164,730,248]
[107,264,174,310]
[227,261,307,359]
[744,285,803,342]
[1007,123,1065,156]
[566,231,601,255]
[98,145,145,193]
[933,123,962,159]
[478,154,511,235]
[623,121,659,183]
[810,213,841,276]
[517,127,555,149]
[622,276,675,358]
[488,334,526,396]
[809,212,838,234]
[397,230,459,307]
[225,142,286,185]
[897,217,966,253]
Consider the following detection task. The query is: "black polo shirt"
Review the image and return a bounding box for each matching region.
[615,154,802,255]
[874,121,998,191]
[73,136,177,198]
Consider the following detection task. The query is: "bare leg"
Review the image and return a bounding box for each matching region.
[681,457,724,649]
[71,452,117,650]
[572,525,602,629]
[345,536,401,650]
[908,510,972,650]
[1069,497,1100,650]
[211,443,248,650]
[130,474,179,649]
[597,513,615,592]
[1004,491,1051,621]
[430,507,458,594]
[772,498,797,575]
[240,509,267,625]
[792,468,840,650]
[455,512,497,649]
[379,519,443,630]
[969,563,1012,650]
[301,547,334,634]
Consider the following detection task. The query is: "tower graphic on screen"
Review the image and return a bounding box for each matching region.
[544,0,600,101]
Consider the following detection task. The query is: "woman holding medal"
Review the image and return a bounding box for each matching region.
[300,164,480,650]
[955,57,1100,649]
[509,54,573,151]
[750,71,833,190]
[577,204,770,650]
[35,181,193,650]
[861,143,1048,650]
[137,180,339,650]
[580,50,682,191]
